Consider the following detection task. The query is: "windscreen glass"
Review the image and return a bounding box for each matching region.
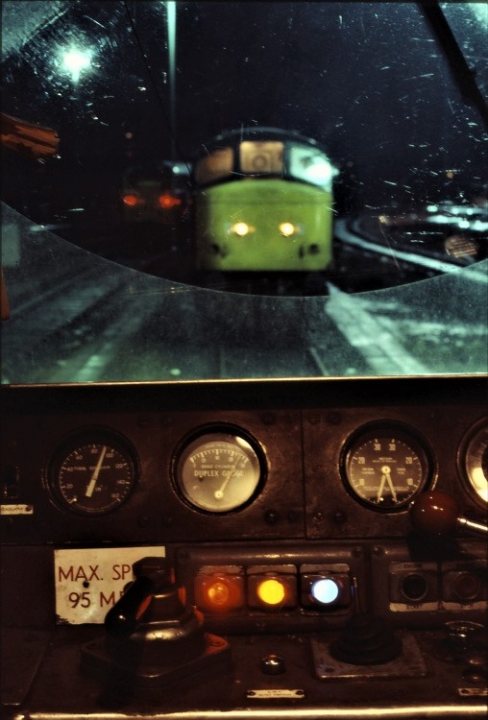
[1,1,487,383]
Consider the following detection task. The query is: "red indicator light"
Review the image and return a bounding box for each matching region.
[122,193,142,207]
[194,570,244,613]
[158,193,182,209]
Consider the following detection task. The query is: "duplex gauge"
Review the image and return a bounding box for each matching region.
[49,430,137,515]
[460,421,488,505]
[174,429,265,513]
[342,425,431,511]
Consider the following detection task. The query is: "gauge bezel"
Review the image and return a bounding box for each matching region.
[340,421,433,513]
[457,418,488,508]
[47,427,139,516]
[172,424,267,514]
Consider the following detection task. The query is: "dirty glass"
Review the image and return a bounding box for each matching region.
[1,1,487,383]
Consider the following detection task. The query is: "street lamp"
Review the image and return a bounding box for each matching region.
[59,46,93,83]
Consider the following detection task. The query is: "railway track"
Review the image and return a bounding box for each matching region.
[2,211,486,384]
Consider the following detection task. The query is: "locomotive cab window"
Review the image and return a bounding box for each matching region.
[1,1,486,382]
[1,2,487,720]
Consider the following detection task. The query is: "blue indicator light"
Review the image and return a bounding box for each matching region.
[311,578,340,604]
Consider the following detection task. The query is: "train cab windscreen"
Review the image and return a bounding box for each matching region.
[1,2,487,719]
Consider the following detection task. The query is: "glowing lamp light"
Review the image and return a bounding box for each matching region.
[257,578,286,606]
[194,571,244,613]
[279,222,297,237]
[122,193,142,207]
[60,47,93,83]
[248,569,297,610]
[207,580,230,606]
[307,159,336,186]
[158,193,182,209]
[311,578,340,605]
[230,222,252,237]
[301,570,351,609]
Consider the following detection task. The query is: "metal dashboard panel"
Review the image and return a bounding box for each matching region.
[1,376,486,544]
[1,376,487,719]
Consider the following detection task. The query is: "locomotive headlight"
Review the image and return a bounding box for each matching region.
[279,222,298,237]
[230,222,254,237]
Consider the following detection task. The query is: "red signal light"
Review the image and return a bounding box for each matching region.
[122,193,142,207]
[157,193,182,210]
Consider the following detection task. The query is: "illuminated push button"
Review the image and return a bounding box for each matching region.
[312,578,340,604]
[247,565,297,610]
[301,573,351,608]
[257,579,286,605]
[194,568,245,613]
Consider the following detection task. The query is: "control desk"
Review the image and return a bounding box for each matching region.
[1,376,487,719]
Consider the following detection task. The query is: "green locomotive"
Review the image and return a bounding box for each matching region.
[193,128,338,275]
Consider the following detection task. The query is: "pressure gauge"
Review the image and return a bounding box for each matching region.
[49,430,138,515]
[341,425,431,511]
[459,421,488,505]
[174,429,265,513]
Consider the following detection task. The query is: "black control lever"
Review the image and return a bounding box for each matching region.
[104,556,170,637]
[105,574,155,638]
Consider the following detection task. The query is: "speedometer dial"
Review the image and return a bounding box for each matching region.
[342,425,430,511]
[49,430,137,515]
[174,429,265,513]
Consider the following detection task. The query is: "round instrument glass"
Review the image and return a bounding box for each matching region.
[342,426,430,511]
[460,421,488,505]
[175,430,265,513]
[49,431,137,514]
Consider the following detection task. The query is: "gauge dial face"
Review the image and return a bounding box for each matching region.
[50,434,137,514]
[461,422,488,505]
[175,431,264,513]
[342,427,430,510]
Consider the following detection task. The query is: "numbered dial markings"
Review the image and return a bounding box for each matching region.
[175,431,264,512]
[343,429,429,510]
[50,436,137,514]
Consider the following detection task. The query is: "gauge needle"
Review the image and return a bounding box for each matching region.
[85,445,107,498]
[376,473,386,503]
[381,465,398,503]
[214,458,242,500]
